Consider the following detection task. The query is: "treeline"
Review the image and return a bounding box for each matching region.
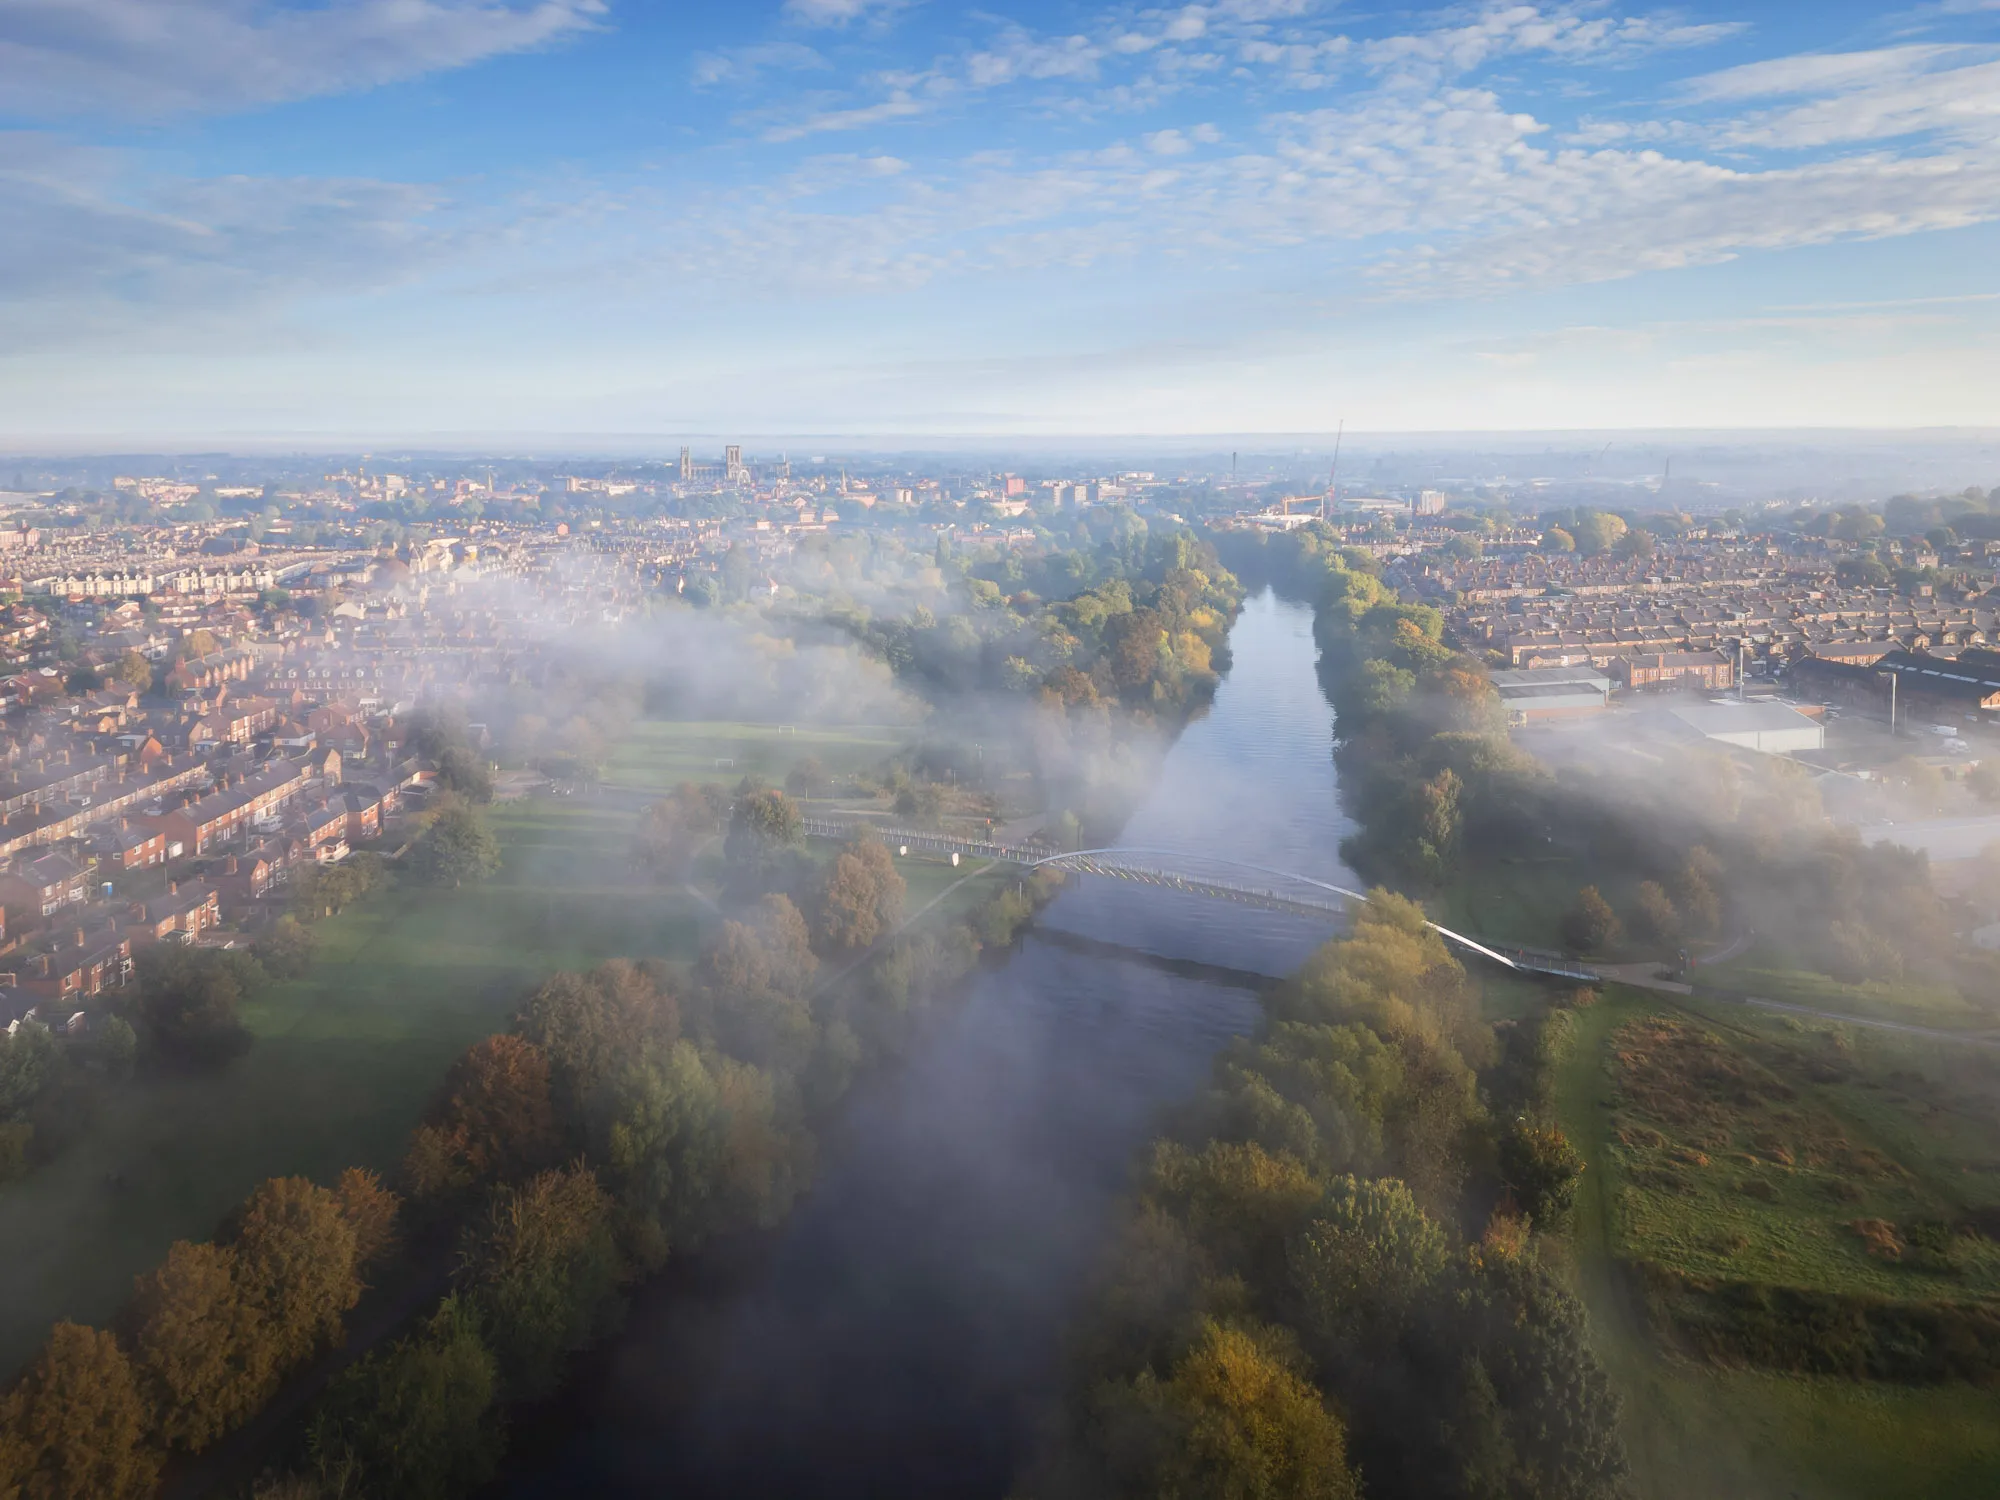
[0,826,1061,1499]
[1220,525,1994,1001]
[819,523,1244,728]
[0,1168,401,1500]
[1018,894,1622,1500]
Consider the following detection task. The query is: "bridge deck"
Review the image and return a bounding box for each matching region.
[800,817,1600,982]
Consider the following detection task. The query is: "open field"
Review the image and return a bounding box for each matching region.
[1444,851,1663,958]
[1553,985,2000,1499]
[604,719,914,796]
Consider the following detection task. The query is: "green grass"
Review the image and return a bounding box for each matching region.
[0,790,707,1372]
[1553,986,2000,1499]
[1442,851,1660,958]
[604,719,912,795]
[1698,941,1990,1031]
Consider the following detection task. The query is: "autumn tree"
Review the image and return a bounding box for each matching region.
[406,1036,559,1200]
[231,1177,363,1371]
[634,782,726,879]
[130,1240,276,1451]
[812,838,906,950]
[1126,1321,1360,1500]
[111,650,154,693]
[1629,881,1680,949]
[1561,886,1622,953]
[0,1322,160,1500]
[333,1167,402,1269]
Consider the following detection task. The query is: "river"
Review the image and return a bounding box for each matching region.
[503,588,1356,1498]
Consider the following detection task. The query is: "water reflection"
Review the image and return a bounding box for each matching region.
[507,590,1353,1498]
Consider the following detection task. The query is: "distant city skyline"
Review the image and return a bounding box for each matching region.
[3,0,1998,440]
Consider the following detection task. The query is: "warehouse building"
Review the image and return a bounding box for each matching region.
[1661,700,1825,755]
[1492,665,1610,724]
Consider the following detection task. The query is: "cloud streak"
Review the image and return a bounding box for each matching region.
[0,0,604,117]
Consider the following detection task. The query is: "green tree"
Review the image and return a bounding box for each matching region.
[1498,1119,1585,1228]
[457,1166,623,1399]
[136,946,262,1066]
[259,915,318,978]
[417,803,500,887]
[634,782,725,879]
[1539,526,1576,554]
[308,1297,500,1500]
[1289,1176,1451,1353]
[111,651,154,692]
[1560,886,1622,953]
[514,961,681,1142]
[0,1322,160,1500]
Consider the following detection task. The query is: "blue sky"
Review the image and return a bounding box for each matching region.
[2,0,1998,442]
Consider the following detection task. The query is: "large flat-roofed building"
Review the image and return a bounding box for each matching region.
[1793,647,2000,726]
[1493,665,1610,724]
[1662,700,1825,755]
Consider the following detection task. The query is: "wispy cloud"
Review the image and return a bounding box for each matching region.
[782,0,914,29]
[693,41,828,87]
[0,0,604,118]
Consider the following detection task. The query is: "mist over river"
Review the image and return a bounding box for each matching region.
[504,590,1357,1498]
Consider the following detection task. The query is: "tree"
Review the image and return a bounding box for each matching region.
[406,710,492,803]
[1674,846,1723,940]
[408,1036,559,1199]
[136,946,261,1066]
[1289,1176,1450,1354]
[457,1165,623,1399]
[0,1322,160,1500]
[700,895,818,999]
[1969,761,2000,804]
[111,651,153,692]
[1571,512,1627,556]
[784,756,826,799]
[62,666,101,693]
[1613,527,1654,559]
[1498,1119,1585,1228]
[514,961,680,1139]
[1630,881,1680,948]
[130,1240,276,1451]
[333,1167,402,1269]
[307,1297,500,1500]
[416,803,500,887]
[231,1177,363,1371]
[1539,526,1576,554]
[634,783,725,879]
[178,628,219,661]
[1129,1320,1360,1500]
[1561,887,1622,953]
[813,838,906,950]
[725,787,802,858]
[259,915,318,979]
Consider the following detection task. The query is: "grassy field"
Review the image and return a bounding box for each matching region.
[1553,986,2000,1499]
[1698,940,1992,1031]
[0,716,956,1374]
[605,719,913,795]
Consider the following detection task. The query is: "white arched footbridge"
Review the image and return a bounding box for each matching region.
[801,818,1598,982]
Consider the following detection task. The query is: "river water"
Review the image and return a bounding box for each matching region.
[505,589,1356,1498]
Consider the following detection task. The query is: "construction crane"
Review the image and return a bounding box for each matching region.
[1320,419,1344,523]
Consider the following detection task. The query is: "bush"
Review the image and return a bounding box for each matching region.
[1561,886,1622,954]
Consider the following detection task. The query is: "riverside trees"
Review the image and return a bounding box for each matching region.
[1020,894,1626,1500]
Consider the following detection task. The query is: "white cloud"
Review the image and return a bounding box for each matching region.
[966,29,1102,87]
[781,0,912,27]
[762,90,930,143]
[0,0,603,117]
[0,131,443,347]
[693,41,827,87]
[1705,51,2000,148]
